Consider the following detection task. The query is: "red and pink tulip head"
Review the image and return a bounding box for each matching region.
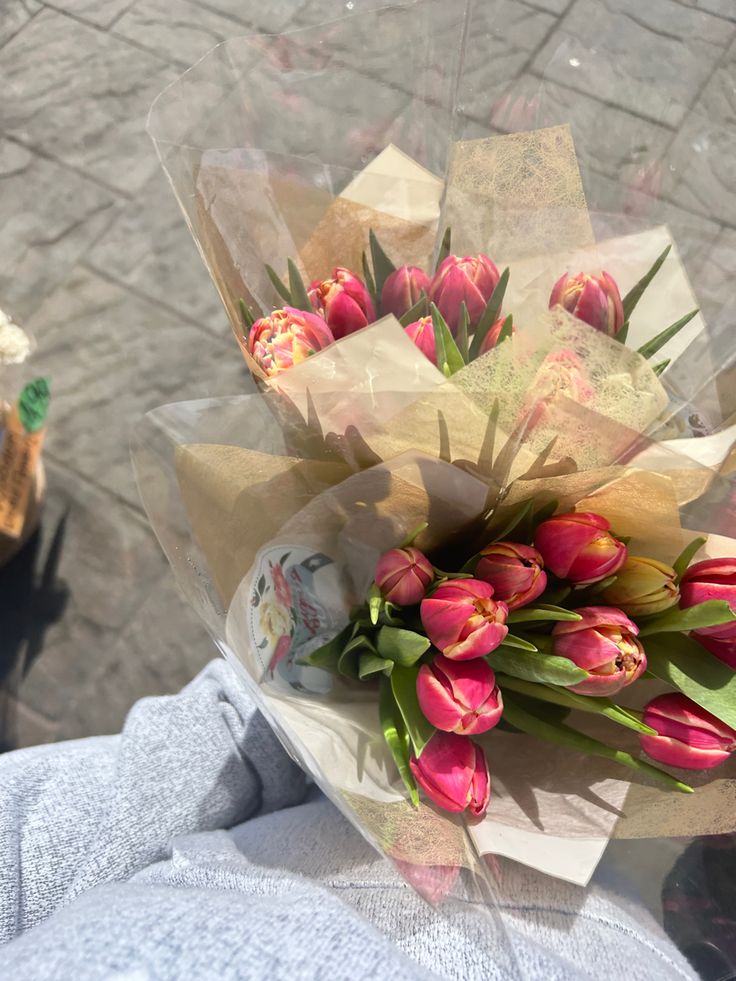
[420,579,508,660]
[429,253,500,333]
[248,306,335,377]
[409,731,491,817]
[477,316,509,356]
[640,693,736,770]
[374,547,434,606]
[404,316,437,366]
[308,266,375,339]
[416,655,503,736]
[552,606,647,697]
[381,265,430,320]
[476,542,547,611]
[680,558,736,642]
[549,271,625,337]
[534,511,627,586]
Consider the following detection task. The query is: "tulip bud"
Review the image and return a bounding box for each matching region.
[680,558,736,641]
[601,555,679,617]
[549,271,624,337]
[420,579,508,660]
[640,693,736,770]
[429,254,500,333]
[534,511,627,585]
[381,265,430,320]
[478,316,508,355]
[694,634,736,670]
[476,542,547,611]
[248,306,335,377]
[404,316,437,366]
[308,266,375,339]
[374,547,434,606]
[409,731,490,817]
[552,606,646,696]
[417,655,503,736]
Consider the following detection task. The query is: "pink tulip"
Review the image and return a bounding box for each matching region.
[478,316,508,355]
[420,579,508,660]
[680,558,736,641]
[409,731,490,817]
[248,306,335,376]
[640,693,736,770]
[417,655,503,736]
[552,606,646,696]
[694,634,736,670]
[308,266,375,339]
[374,547,434,606]
[404,316,437,366]
[534,511,627,585]
[476,542,547,611]
[429,254,500,332]
[381,265,430,319]
[549,271,625,337]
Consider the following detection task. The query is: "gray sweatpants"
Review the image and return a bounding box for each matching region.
[0,660,694,979]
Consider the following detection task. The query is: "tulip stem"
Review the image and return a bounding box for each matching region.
[501,694,693,794]
[495,675,656,735]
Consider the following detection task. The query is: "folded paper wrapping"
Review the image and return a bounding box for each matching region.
[219,452,736,886]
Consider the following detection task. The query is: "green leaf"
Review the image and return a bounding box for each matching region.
[469,267,510,359]
[645,633,736,731]
[379,677,419,806]
[496,313,513,345]
[501,694,693,793]
[369,229,397,299]
[484,498,535,544]
[436,226,451,270]
[495,675,656,735]
[638,599,736,636]
[508,605,583,625]
[653,359,670,377]
[531,499,559,529]
[673,535,708,581]
[239,298,255,330]
[489,645,587,685]
[391,663,436,757]
[430,303,465,377]
[456,302,470,363]
[617,321,629,344]
[499,634,539,652]
[376,626,431,666]
[298,624,352,673]
[359,652,394,679]
[361,251,378,309]
[265,263,292,304]
[476,400,500,476]
[437,409,451,463]
[288,258,312,311]
[398,293,428,327]
[399,522,429,548]
[368,582,382,625]
[637,309,698,360]
[622,244,671,321]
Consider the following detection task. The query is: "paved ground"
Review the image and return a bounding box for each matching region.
[1,0,735,746]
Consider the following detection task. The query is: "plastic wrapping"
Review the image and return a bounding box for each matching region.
[140,0,736,965]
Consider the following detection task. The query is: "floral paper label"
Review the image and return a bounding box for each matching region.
[247,544,345,693]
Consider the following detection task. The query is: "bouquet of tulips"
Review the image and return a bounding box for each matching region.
[137,5,736,910]
[300,504,736,821]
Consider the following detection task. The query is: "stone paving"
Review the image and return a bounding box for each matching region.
[1,0,736,746]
